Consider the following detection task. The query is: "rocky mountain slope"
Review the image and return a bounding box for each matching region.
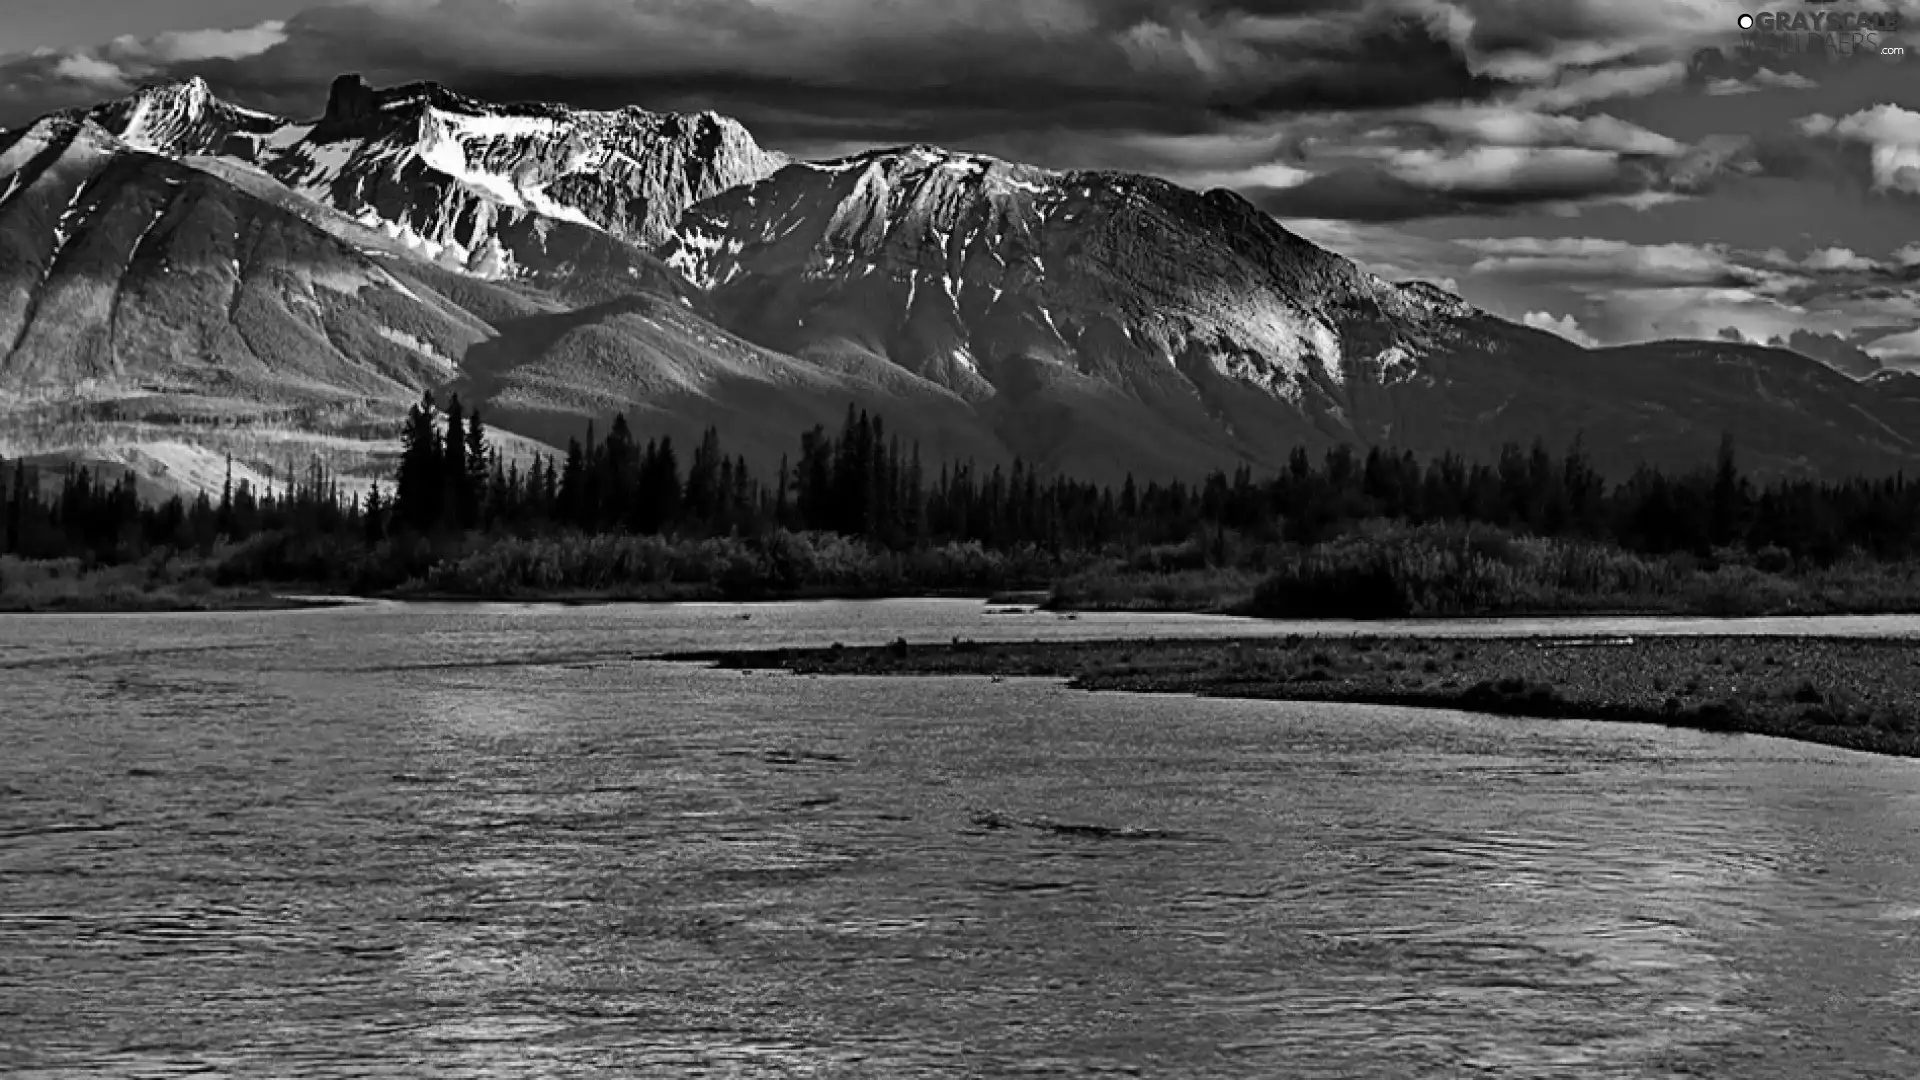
[0,111,538,496]
[662,145,1920,479]
[0,113,485,406]
[0,98,990,496]
[5,75,1919,496]
[77,74,786,285]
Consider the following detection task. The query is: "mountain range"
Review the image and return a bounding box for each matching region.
[2,72,1916,499]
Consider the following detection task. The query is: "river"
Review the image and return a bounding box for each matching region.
[2,600,1917,1077]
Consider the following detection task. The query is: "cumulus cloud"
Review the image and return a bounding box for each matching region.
[1443,235,1910,349]
[0,18,292,121]
[1798,104,1920,195]
[1389,144,1622,194]
[1406,104,1684,155]
[1241,81,1780,222]
[1864,327,1920,362]
[1769,329,1882,377]
[1592,286,1829,345]
[1754,69,1817,90]
[1508,61,1688,111]
[1281,218,1916,354]
[1521,309,1597,346]
[1461,237,1775,288]
[50,54,130,88]
[112,22,291,64]
[1251,123,1760,222]
[1802,246,1877,272]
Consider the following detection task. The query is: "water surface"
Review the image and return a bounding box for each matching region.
[3,601,1917,1077]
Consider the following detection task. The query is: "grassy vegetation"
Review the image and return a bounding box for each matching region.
[396,531,1065,601]
[1045,565,1264,613]
[666,633,1920,759]
[0,530,1073,611]
[1044,523,1920,619]
[0,555,339,613]
[17,518,1920,617]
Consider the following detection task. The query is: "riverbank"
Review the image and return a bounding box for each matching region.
[1039,539,1920,619]
[661,634,1920,759]
[0,580,1025,613]
[15,517,1920,619]
[0,587,350,613]
[0,547,1049,612]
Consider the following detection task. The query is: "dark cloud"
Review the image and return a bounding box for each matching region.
[0,0,1844,228]
[1242,168,1479,221]
[1769,328,1883,376]
[1686,41,1886,90]
[0,0,1506,146]
[1201,15,1511,119]
[1244,141,1721,221]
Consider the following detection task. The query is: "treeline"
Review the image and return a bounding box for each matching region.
[3,449,353,564]
[9,396,1920,586]
[377,392,1115,553]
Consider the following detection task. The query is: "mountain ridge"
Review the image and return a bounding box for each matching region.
[4,74,1918,496]
[72,73,787,285]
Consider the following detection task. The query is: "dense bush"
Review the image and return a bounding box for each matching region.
[409,530,1061,599]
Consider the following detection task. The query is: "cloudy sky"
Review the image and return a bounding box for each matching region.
[4,0,1919,366]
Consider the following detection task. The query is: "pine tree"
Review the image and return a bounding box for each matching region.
[1710,431,1749,549]
[214,454,236,537]
[364,482,387,545]
[558,438,586,528]
[542,456,560,519]
[442,395,467,530]
[396,390,440,531]
[774,453,791,528]
[603,414,636,530]
[4,460,24,555]
[463,407,490,529]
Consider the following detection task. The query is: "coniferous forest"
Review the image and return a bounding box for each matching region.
[10,391,1920,614]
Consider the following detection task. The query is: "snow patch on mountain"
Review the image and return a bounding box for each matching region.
[377,326,458,371]
[412,107,601,228]
[282,138,362,199]
[665,226,744,290]
[76,75,786,286]
[665,143,1501,410]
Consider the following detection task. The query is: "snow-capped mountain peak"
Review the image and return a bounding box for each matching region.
[74,73,786,283]
[288,73,786,247]
[79,76,290,159]
[663,142,1483,412]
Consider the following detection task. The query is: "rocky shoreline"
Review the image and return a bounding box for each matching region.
[659,634,1920,759]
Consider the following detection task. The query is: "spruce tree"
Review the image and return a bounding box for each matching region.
[463,407,490,529]
[442,395,467,530]
[396,390,440,531]
[559,438,586,528]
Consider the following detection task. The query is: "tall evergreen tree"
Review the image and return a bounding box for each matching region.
[463,408,491,529]
[396,390,441,531]
[442,395,468,529]
[1710,431,1750,548]
[558,438,586,527]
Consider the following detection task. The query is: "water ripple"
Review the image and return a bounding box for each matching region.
[2,602,1918,1076]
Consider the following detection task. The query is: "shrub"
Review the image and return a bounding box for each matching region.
[1755,545,1794,575]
